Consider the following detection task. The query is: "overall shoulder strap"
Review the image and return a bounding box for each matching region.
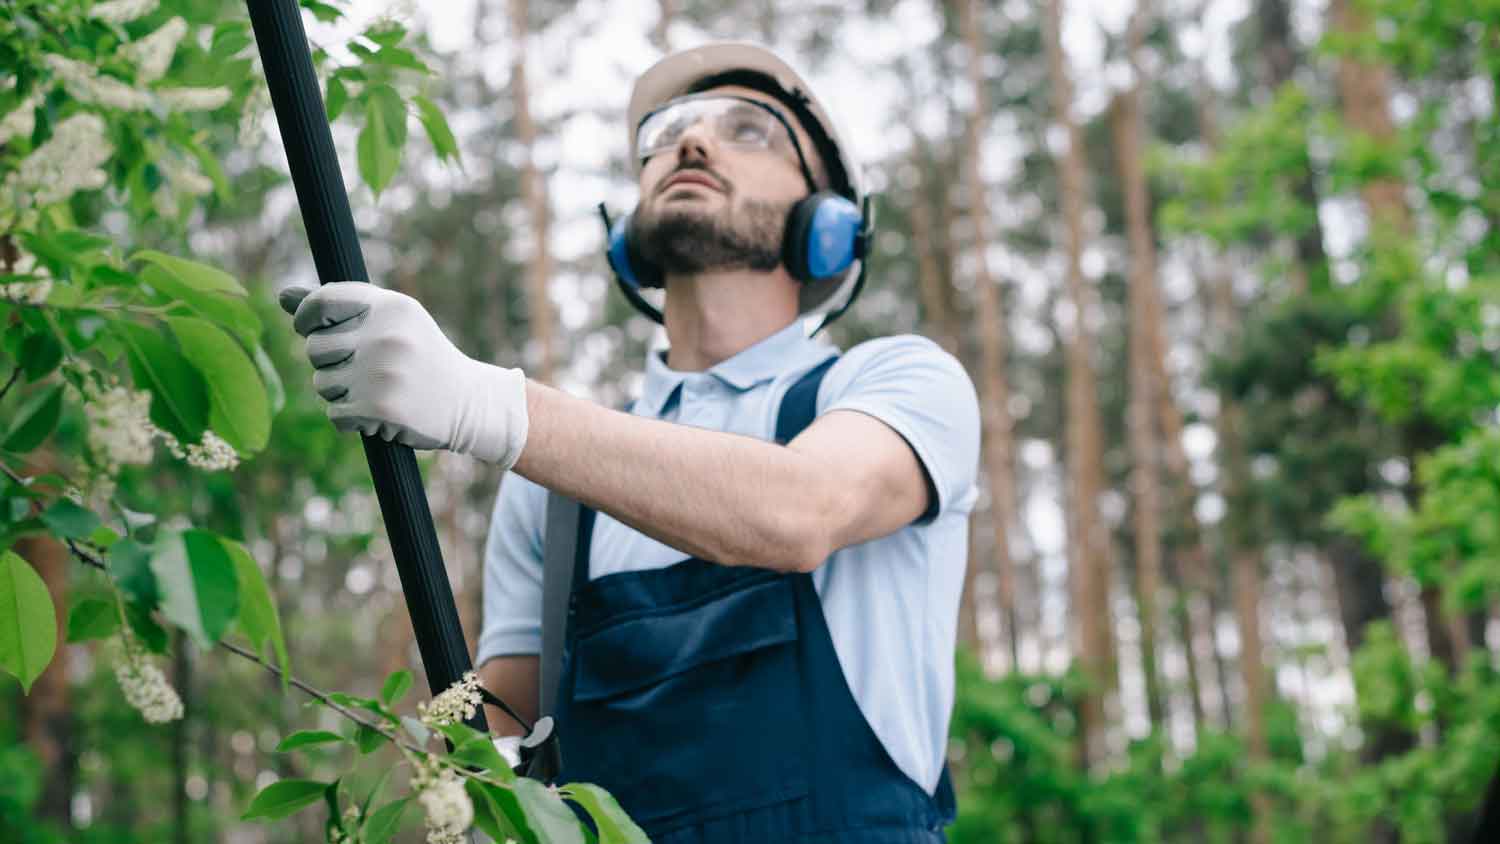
[776,356,838,444]
[539,491,582,719]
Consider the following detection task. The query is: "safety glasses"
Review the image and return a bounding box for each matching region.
[635,95,817,189]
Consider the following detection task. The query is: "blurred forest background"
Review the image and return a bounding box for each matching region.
[6,0,1500,841]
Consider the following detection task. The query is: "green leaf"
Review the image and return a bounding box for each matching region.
[468,781,534,844]
[166,316,270,453]
[242,778,330,820]
[562,783,650,844]
[39,499,101,540]
[220,537,288,685]
[362,796,409,844]
[20,333,62,382]
[450,733,516,781]
[123,600,168,653]
[109,538,158,606]
[325,76,348,121]
[324,691,398,724]
[150,530,239,648]
[354,723,388,754]
[2,385,62,454]
[65,597,119,643]
[251,344,286,416]
[371,45,429,73]
[132,251,246,297]
[88,525,120,549]
[380,668,412,706]
[369,84,406,148]
[139,265,262,349]
[413,95,459,165]
[275,730,347,752]
[300,0,343,23]
[118,321,210,443]
[0,549,56,693]
[357,95,401,196]
[513,777,587,844]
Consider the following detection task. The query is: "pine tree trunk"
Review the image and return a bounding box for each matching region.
[1044,0,1116,765]
[1112,3,1167,729]
[509,0,556,383]
[959,0,1023,672]
[1257,0,1331,291]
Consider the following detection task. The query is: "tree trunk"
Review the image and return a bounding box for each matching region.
[1329,0,1411,235]
[1044,0,1116,765]
[909,144,961,358]
[1112,2,1167,730]
[1209,241,1271,844]
[1257,0,1331,292]
[15,527,75,828]
[959,0,1023,672]
[509,0,556,383]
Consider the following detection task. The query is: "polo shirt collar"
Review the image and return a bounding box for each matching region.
[639,320,823,416]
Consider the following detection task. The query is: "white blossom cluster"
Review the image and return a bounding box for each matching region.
[122,17,187,83]
[417,670,483,728]
[84,383,157,470]
[156,427,240,472]
[413,760,474,844]
[113,633,184,723]
[6,112,113,207]
[156,86,232,112]
[153,152,215,218]
[44,54,150,111]
[88,0,159,24]
[0,95,38,146]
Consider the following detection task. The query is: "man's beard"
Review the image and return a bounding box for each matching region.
[633,194,788,276]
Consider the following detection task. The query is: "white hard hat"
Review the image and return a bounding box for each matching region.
[626,42,866,318]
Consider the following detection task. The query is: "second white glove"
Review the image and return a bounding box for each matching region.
[278,282,529,469]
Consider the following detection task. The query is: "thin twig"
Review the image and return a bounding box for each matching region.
[59,519,521,789]
[0,366,22,405]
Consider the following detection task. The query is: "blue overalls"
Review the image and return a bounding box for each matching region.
[555,358,957,843]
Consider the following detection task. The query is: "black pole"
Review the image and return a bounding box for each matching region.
[246,0,486,731]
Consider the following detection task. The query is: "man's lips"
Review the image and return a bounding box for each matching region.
[660,171,723,195]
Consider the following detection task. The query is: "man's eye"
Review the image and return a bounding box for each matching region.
[727,119,769,143]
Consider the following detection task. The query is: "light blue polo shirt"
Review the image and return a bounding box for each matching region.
[477,320,981,794]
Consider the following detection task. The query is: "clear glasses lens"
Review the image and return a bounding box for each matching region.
[637,97,784,161]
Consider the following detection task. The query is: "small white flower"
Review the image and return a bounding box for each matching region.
[158,154,214,197]
[123,17,187,83]
[417,671,483,728]
[0,277,51,304]
[156,86,231,111]
[414,763,473,844]
[7,112,114,209]
[112,632,184,723]
[44,55,150,110]
[84,383,156,469]
[0,95,38,146]
[88,0,159,24]
[155,427,240,472]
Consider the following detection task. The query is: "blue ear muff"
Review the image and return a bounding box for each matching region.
[605,209,664,290]
[783,191,864,283]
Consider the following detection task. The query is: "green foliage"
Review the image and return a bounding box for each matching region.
[0,549,55,693]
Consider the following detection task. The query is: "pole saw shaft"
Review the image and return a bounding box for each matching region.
[246,0,486,730]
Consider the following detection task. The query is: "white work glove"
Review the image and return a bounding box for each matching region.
[278,282,529,469]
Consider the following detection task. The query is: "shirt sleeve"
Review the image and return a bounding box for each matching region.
[475,473,548,665]
[820,334,981,522]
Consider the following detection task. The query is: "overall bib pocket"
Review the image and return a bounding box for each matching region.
[562,572,810,832]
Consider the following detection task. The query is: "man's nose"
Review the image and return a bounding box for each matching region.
[674,120,715,163]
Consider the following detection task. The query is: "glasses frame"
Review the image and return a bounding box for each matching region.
[636,94,819,193]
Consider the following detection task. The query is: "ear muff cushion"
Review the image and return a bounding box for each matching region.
[617,211,664,289]
[783,191,862,282]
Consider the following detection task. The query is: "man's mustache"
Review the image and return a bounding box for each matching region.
[656,162,729,196]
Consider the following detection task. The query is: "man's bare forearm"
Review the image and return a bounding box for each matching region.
[511,380,846,572]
